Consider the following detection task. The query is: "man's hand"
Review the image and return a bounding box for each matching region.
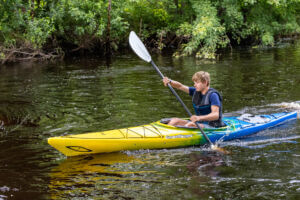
[162,77,171,87]
[185,121,204,128]
[190,115,202,122]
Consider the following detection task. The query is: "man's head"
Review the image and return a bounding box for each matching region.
[192,71,210,86]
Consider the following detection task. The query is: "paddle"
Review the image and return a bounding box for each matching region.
[129,31,226,153]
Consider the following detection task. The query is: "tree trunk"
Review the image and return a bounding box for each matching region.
[174,0,179,14]
[139,18,143,36]
[106,0,112,66]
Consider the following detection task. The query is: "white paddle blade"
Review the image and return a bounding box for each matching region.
[129,31,151,63]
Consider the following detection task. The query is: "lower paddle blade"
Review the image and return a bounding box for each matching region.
[129,31,152,63]
[211,144,230,154]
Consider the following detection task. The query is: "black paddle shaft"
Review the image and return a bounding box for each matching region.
[150,61,213,145]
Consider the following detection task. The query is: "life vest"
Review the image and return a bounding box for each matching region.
[192,88,225,127]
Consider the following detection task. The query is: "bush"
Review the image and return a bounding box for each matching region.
[175,0,229,59]
[0,0,300,63]
[25,17,55,48]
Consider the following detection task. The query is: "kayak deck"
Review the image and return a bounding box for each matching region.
[48,112,297,157]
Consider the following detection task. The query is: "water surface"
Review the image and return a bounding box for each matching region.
[0,41,299,199]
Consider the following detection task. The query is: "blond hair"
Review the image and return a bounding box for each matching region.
[192,71,210,86]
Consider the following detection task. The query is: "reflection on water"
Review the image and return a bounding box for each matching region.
[0,41,300,199]
[187,152,225,177]
[50,153,136,199]
[49,150,229,199]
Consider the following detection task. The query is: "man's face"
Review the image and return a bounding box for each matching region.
[194,80,207,92]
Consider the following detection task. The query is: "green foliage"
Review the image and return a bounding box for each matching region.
[218,0,245,43]
[174,0,300,58]
[109,1,130,45]
[0,0,300,62]
[175,0,229,59]
[25,17,55,48]
[242,0,300,45]
[0,0,27,47]
[262,32,274,46]
[51,0,106,47]
[123,0,171,38]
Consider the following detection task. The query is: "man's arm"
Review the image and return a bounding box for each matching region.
[190,105,220,122]
[162,77,189,93]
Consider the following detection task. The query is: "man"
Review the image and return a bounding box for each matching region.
[162,71,225,128]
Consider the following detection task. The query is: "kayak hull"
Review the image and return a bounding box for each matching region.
[48,112,297,157]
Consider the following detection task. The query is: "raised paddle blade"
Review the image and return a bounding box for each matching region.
[129,31,152,63]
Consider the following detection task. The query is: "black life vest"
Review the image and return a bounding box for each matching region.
[192,88,225,127]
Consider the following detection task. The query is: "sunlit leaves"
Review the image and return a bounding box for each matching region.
[25,17,55,48]
[176,0,229,59]
[0,0,299,60]
[51,0,106,46]
[175,0,300,57]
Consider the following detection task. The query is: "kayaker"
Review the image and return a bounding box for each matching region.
[162,71,225,128]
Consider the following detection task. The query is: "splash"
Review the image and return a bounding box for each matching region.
[270,101,300,110]
[225,135,300,148]
[272,101,300,119]
[269,101,300,119]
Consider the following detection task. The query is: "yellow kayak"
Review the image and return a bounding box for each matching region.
[48,112,297,157]
[48,121,215,157]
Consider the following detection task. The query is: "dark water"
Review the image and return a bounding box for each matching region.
[0,41,300,199]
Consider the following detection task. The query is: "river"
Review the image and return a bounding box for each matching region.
[0,40,299,199]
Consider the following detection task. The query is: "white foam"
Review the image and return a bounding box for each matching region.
[225,135,300,147]
[289,180,300,184]
[271,102,300,110]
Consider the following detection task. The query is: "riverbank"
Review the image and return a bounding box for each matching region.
[1,35,299,66]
